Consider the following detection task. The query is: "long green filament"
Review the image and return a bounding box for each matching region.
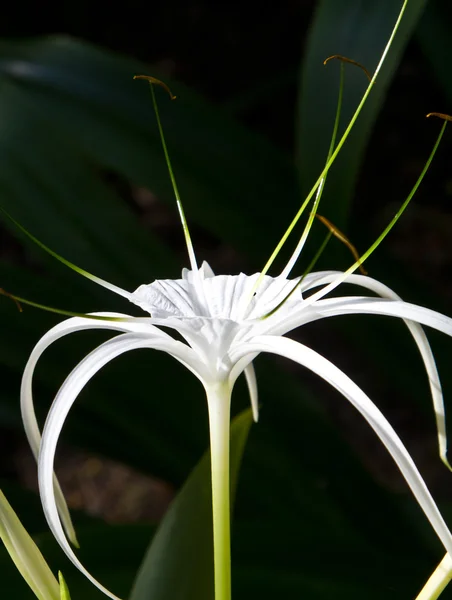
[415,554,452,600]
[0,288,127,321]
[258,0,410,282]
[262,231,333,320]
[0,207,130,299]
[146,82,199,275]
[303,120,448,308]
[280,62,345,279]
[206,383,232,600]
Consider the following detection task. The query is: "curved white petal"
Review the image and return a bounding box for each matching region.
[311,295,452,467]
[244,362,259,422]
[130,271,301,323]
[233,335,452,556]
[276,272,450,469]
[38,332,200,600]
[21,312,169,546]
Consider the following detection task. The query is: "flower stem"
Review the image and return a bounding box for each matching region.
[206,383,232,600]
[416,554,452,600]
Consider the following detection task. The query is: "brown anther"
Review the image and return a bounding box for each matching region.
[133,75,177,100]
[0,288,23,312]
[426,112,452,122]
[323,55,372,82]
[315,214,367,275]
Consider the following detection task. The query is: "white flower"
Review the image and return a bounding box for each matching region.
[11,1,452,597]
[21,261,452,600]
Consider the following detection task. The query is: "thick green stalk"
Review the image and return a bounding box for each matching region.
[206,383,232,600]
[416,554,452,600]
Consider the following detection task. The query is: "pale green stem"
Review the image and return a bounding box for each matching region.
[416,554,452,600]
[206,383,232,600]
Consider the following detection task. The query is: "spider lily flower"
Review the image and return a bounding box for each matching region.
[5,1,452,599]
[18,253,452,600]
[0,490,71,600]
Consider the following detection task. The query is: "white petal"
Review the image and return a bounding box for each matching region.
[312,296,452,336]
[283,273,450,468]
[244,362,259,422]
[21,312,167,546]
[182,261,215,281]
[130,271,302,322]
[311,295,452,467]
[38,332,199,600]
[233,335,452,556]
[131,278,206,318]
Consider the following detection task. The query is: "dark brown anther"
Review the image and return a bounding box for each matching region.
[133,75,177,100]
[323,55,372,82]
[0,288,23,312]
[315,214,368,275]
[426,112,452,122]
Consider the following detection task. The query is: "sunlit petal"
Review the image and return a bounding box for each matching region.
[310,294,452,466]
[38,331,200,600]
[232,335,452,556]
[267,273,450,468]
[21,312,169,546]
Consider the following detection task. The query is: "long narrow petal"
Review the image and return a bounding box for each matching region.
[38,332,200,600]
[232,335,452,557]
[244,363,259,422]
[270,274,449,468]
[0,490,60,600]
[21,312,169,546]
[312,295,452,466]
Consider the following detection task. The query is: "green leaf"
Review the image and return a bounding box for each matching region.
[297,0,428,230]
[129,408,253,600]
[59,572,72,600]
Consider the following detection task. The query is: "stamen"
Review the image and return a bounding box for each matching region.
[302,118,449,308]
[260,115,448,320]
[323,55,372,81]
[279,60,346,280]
[258,0,410,283]
[0,288,127,321]
[133,75,177,100]
[427,112,452,122]
[278,53,375,282]
[261,231,333,320]
[0,207,131,300]
[315,214,367,275]
[0,288,23,312]
[135,76,199,276]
